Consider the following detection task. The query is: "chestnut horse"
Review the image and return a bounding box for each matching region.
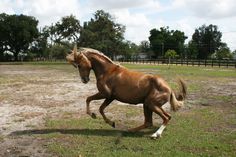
[66,45,187,138]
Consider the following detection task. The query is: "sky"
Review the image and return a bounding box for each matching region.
[1,0,236,51]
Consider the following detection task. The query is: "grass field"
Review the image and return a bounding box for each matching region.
[0,62,235,157]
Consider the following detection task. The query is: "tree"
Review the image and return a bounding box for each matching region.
[49,15,81,45]
[48,44,68,60]
[79,10,125,58]
[0,13,39,61]
[149,27,187,58]
[191,24,223,59]
[165,49,178,68]
[139,40,150,53]
[215,43,233,59]
[116,40,138,59]
[0,14,7,61]
[233,50,236,59]
[29,26,50,60]
[149,27,166,57]
[186,41,198,59]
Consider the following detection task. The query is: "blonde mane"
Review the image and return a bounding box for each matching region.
[78,47,115,64]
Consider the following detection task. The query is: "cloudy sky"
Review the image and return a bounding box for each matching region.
[1,0,236,50]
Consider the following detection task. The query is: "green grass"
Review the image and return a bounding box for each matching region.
[2,62,235,78]
[40,106,236,157]
[122,63,236,78]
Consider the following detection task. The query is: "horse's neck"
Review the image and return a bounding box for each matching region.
[88,54,115,79]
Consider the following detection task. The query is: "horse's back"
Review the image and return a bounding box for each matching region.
[105,66,155,104]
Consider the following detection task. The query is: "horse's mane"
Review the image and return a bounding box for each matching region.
[78,47,115,64]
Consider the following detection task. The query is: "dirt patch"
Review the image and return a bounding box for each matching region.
[0,65,100,156]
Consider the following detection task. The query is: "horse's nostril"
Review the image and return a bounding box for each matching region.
[81,77,89,84]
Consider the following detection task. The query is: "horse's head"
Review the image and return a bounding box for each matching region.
[66,45,92,84]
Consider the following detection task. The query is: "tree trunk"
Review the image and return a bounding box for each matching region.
[0,52,4,61]
[13,52,19,61]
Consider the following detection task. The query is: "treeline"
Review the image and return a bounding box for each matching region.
[0,10,235,61]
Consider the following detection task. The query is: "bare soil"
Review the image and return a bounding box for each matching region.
[0,64,235,156]
[0,65,101,156]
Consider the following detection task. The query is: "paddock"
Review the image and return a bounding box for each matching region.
[0,63,235,156]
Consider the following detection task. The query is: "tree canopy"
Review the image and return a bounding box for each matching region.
[149,27,187,58]
[191,24,223,59]
[0,13,39,61]
[214,43,233,59]
[49,15,81,45]
[79,10,125,58]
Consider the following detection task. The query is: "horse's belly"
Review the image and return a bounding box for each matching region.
[112,89,146,104]
[115,97,144,104]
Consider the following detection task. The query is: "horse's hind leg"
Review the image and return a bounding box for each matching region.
[86,93,105,118]
[160,107,171,120]
[149,105,170,139]
[99,98,115,127]
[128,105,153,132]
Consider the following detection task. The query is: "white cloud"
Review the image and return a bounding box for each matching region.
[87,0,161,11]
[0,0,236,50]
[172,0,236,19]
[25,0,81,26]
[113,10,150,28]
[0,0,81,26]
[112,9,152,43]
[88,0,145,10]
[0,0,15,14]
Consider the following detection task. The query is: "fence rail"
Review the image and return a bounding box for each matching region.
[118,59,236,68]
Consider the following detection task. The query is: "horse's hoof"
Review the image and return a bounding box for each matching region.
[150,134,161,140]
[91,113,97,119]
[112,122,115,128]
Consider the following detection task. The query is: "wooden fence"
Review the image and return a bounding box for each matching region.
[119,59,236,68]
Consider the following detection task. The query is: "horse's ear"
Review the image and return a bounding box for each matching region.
[73,45,77,53]
[73,44,77,59]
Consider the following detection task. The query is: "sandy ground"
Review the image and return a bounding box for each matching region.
[0,65,104,156]
[0,64,235,156]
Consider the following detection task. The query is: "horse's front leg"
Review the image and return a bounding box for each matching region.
[86,93,105,119]
[99,98,115,127]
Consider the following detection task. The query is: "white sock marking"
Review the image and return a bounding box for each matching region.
[151,125,166,138]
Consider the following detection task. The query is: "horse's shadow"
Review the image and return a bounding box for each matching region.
[10,128,156,138]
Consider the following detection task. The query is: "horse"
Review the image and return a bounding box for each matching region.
[66,45,187,139]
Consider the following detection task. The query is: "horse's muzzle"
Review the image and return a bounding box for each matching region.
[81,77,90,84]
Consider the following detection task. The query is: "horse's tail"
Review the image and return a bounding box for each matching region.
[170,78,187,112]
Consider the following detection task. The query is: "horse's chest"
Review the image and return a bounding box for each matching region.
[96,81,112,97]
